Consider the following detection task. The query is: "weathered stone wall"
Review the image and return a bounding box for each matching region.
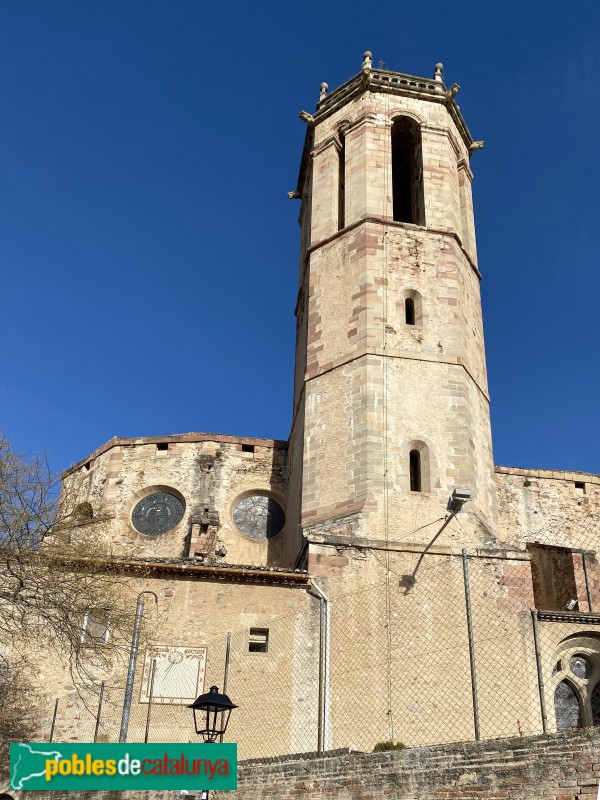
[29,573,318,760]
[496,466,600,551]
[63,434,295,569]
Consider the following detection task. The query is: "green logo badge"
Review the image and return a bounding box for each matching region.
[10,742,237,791]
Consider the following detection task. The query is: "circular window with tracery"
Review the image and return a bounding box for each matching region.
[132,492,185,536]
[232,495,285,540]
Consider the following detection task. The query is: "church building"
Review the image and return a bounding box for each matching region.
[49,52,600,758]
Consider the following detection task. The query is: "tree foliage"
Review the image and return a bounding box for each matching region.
[0,432,137,756]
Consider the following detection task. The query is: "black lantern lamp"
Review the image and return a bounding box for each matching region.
[188,685,237,743]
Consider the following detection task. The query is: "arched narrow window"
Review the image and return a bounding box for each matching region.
[338,132,345,231]
[391,117,425,226]
[401,290,423,328]
[406,440,431,493]
[409,450,421,492]
[554,680,582,730]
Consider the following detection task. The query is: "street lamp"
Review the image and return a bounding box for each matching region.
[188,685,237,742]
[188,686,237,800]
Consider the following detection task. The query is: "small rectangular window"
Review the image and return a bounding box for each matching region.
[156,442,169,451]
[575,481,586,494]
[249,628,269,653]
[241,444,255,453]
[82,611,110,645]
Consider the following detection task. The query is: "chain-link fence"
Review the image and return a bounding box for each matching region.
[46,510,600,758]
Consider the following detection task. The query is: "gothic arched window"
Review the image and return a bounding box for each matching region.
[554,680,581,731]
[551,638,600,730]
[391,117,425,226]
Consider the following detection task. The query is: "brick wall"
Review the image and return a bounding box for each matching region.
[224,729,600,800]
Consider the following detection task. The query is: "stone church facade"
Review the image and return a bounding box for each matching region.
[45,53,600,758]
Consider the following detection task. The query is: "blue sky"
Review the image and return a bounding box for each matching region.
[0,1,598,475]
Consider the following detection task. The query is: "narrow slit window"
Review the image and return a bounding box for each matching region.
[410,449,421,492]
[338,133,345,230]
[405,297,415,325]
[249,628,269,653]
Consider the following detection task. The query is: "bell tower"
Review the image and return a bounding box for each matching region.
[287,53,497,561]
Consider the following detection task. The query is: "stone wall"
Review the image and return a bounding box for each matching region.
[495,466,600,552]
[62,433,295,568]
[28,571,316,760]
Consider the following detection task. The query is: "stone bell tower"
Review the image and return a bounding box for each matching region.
[287,53,498,560]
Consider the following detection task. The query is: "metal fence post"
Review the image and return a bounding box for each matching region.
[144,659,157,743]
[94,681,105,743]
[582,552,594,612]
[219,633,232,744]
[311,581,330,753]
[531,610,548,733]
[462,549,481,740]
[223,632,232,693]
[48,698,59,743]
[120,591,157,742]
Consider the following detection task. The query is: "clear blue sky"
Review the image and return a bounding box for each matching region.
[1,1,598,475]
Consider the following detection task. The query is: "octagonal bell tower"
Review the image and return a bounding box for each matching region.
[287,53,498,559]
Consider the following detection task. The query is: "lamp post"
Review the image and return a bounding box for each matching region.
[189,684,237,741]
[188,685,237,800]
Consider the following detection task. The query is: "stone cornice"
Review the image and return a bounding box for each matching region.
[312,135,342,158]
[536,610,600,625]
[306,533,531,561]
[304,347,491,404]
[305,216,482,280]
[63,432,288,477]
[495,465,600,483]
[53,555,310,585]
